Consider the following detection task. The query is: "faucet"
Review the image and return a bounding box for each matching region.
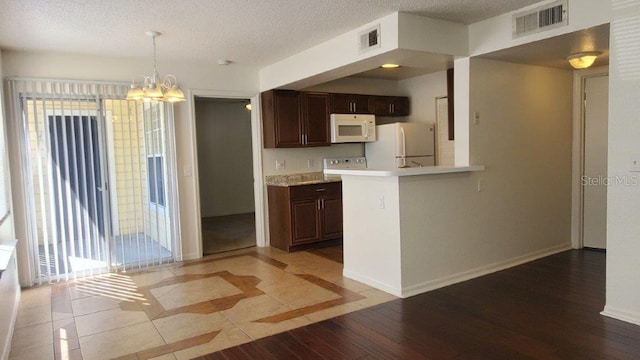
[411,161,424,167]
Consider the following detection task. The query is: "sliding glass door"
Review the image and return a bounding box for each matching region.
[10,80,178,283]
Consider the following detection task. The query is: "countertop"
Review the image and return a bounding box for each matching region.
[265,172,342,187]
[323,165,484,177]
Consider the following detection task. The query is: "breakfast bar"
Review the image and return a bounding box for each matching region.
[324,165,485,298]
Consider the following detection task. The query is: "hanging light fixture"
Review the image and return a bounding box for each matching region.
[126,31,186,103]
[567,51,601,70]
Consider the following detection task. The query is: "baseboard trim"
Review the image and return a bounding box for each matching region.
[400,243,573,298]
[601,305,640,326]
[342,270,402,297]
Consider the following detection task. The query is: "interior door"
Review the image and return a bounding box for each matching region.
[582,75,609,249]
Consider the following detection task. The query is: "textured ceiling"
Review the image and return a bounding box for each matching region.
[0,0,543,68]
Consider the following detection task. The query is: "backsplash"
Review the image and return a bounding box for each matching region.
[261,143,363,176]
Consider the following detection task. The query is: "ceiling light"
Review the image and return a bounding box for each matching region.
[126,31,185,103]
[381,63,400,69]
[218,59,232,66]
[567,52,601,69]
[245,102,252,111]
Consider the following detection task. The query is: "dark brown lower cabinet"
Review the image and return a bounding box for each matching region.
[267,182,342,252]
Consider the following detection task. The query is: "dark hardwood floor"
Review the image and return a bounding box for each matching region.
[196,250,640,359]
[308,244,344,264]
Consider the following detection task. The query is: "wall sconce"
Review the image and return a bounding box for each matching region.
[567,52,601,69]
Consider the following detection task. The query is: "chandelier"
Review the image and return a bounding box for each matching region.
[126,31,185,103]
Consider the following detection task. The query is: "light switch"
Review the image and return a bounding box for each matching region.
[183,165,192,177]
[377,195,385,209]
[276,160,286,170]
[307,159,314,168]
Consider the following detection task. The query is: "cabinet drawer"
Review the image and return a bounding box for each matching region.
[289,182,341,199]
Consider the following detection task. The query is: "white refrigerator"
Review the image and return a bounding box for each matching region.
[365,122,435,169]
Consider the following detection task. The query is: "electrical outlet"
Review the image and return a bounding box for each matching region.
[307,159,314,168]
[630,156,640,172]
[275,160,286,170]
[474,112,480,125]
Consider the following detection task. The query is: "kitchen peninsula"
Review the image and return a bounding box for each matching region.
[324,165,485,298]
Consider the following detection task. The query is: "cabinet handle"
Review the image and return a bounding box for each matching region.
[321,198,325,209]
[315,188,326,192]
[389,104,392,113]
[318,199,322,210]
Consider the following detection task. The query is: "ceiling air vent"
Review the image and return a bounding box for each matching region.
[512,0,568,38]
[359,25,381,53]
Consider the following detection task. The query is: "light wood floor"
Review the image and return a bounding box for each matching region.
[199,249,640,359]
[9,245,393,360]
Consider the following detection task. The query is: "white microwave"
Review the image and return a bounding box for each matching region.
[330,114,376,143]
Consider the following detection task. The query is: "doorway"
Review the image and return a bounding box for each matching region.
[582,74,609,250]
[195,98,256,255]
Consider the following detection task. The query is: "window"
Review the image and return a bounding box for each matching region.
[147,155,165,207]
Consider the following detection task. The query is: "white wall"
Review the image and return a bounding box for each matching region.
[1,49,259,273]
[262,144,363,176]
[342,58,574,296]
[304,77,400,95]
[602,3,640,326]
[0,50,20,360]
[195,100,254,217]
[397,70,447,124]
[405,58,574,291]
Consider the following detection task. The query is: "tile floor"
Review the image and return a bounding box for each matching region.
[9,246,396,360]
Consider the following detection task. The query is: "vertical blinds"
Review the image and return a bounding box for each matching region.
[6,78,176,283]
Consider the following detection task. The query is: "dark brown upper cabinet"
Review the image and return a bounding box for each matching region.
[329,93,371,114]
[262,90,330,148]
[368,96,410,116]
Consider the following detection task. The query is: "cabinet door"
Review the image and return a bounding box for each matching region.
[320,194,343,240]
[273,90,302,147]
[329,93,353,113]
[301,92,330,146]
[369,96,409,116]
[351,94,371,114]
[291,199,321,244]
[391,97,409,116]
[369,96,392,116]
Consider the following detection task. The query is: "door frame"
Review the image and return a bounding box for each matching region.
[187,89,265,258]
[571,66,609,249]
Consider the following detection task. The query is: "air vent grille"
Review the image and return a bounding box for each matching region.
[359,25,381,53]
[512,0,567,38]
